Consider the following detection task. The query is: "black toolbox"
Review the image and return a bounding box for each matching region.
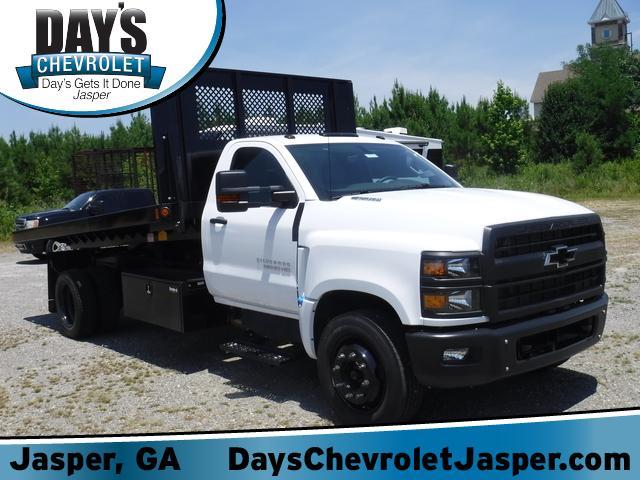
[122,268,216,332]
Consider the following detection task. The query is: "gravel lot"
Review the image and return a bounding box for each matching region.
[0,199,638,435]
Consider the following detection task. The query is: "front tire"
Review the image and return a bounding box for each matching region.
[317,310,423,425]
[55,269,99,339]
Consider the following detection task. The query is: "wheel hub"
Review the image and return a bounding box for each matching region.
[331,344,381,407]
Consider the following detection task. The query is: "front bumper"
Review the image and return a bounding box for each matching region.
[406,294,608,388]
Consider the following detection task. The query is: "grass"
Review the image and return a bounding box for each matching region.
[0,387,7,411]
[0,242,15,253]
[0,328,37,352]
[459,157,640,201]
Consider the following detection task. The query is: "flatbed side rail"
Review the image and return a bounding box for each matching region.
[12,203,188,250]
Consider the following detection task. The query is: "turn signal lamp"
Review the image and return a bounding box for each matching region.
[217,193,241,203]
[423,260,447,277]
[423,294,448,310]
[421,256,480,279]
[422,289,481,315]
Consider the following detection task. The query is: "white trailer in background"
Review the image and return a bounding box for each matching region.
[357,127,445,169]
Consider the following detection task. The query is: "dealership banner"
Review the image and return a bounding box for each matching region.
[0,0,225,116]
[0,411,635,479]
[16,53,166,90]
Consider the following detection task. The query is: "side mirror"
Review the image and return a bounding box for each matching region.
[86,200,105,216]
[444,164,459,181]
[271,190,298,209]
[216,170,250,212]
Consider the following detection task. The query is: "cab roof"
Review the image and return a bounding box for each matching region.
[230,133,397,148]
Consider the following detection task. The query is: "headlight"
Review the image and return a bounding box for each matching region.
[420,253,483,317]
[421,255,480,279]
[24,219,39,229]
[422,288,482,315]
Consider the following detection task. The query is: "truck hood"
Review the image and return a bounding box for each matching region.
[18,209,83,225]
[302,188,594,252]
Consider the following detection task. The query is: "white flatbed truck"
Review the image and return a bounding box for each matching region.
[14,68,608,424]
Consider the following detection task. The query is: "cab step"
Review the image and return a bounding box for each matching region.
[219,340,297,366]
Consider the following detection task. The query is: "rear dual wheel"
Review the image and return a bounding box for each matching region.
[55,270,99,339]
[54,268,122,339]
[317,310,423,425]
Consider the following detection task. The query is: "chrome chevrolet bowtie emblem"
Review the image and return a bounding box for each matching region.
[544,245,577,269]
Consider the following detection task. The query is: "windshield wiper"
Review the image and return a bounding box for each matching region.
[396,184,449,191]
[352,190,378,195]
[330,185,448,200]
[330,190,377,200]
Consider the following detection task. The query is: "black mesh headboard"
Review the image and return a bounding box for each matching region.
[151,68,356,208]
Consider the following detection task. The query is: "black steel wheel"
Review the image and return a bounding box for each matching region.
[331,343,383,410]
[317,310,423,425]
[54,269,99,339]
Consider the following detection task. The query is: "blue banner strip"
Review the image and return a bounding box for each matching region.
[0,412,636,479]
[16,53,166,89]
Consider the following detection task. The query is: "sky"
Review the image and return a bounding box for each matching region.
[1,0,638,138]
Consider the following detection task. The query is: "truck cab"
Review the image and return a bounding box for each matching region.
[200,133,607,423]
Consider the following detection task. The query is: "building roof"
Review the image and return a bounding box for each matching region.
[530,68,572,104]
[589,0,629,25]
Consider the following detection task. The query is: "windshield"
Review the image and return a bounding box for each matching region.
[286,142,458,200]
[64,191,95,210]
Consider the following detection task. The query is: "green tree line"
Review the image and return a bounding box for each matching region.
[1,44,638,240]
[0,114,153,239]
[358,44,640,175]
[0,113,152,207]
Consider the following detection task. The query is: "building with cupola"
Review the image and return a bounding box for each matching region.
[530,0,631,118]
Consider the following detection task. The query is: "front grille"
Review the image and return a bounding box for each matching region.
[495,223,603,258]
[14,218,26,231]
[484,214,606,322]
[497,264,605,312]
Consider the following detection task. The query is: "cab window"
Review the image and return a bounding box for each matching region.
[230,147,294,204]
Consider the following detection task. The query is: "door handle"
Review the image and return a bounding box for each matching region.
[210,217,228,225]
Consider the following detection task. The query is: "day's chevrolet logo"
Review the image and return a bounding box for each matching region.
[544,245,577,269]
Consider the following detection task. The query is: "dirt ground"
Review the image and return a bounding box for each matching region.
[0,199,638,435]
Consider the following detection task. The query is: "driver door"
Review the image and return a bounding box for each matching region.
[203,143,301,317]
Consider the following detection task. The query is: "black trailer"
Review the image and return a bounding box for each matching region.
[13,68,356,336]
